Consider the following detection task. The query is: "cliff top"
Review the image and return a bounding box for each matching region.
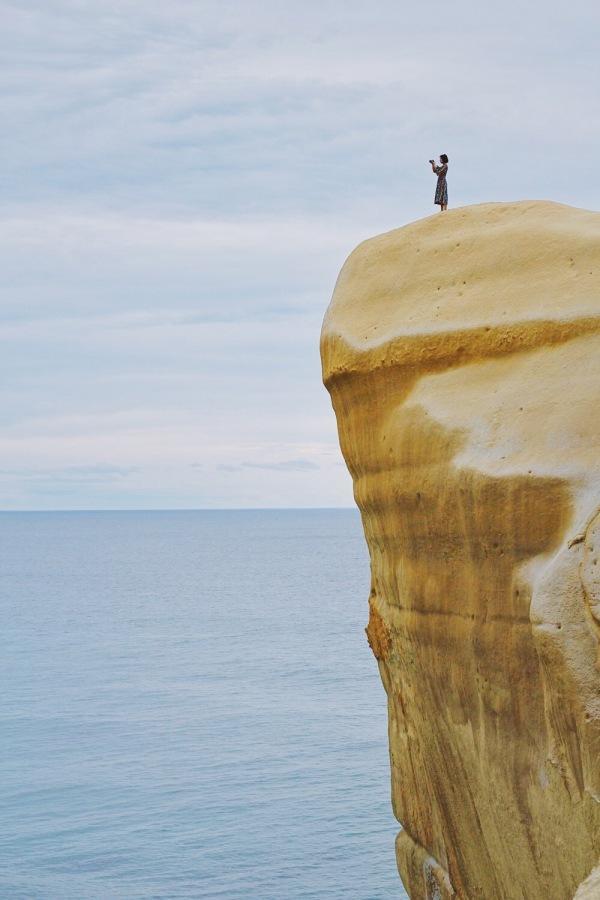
[321,201,600,383]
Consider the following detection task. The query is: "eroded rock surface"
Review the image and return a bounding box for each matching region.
[321,202,600,899]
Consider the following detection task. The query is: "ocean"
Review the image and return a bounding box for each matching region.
[1,509,405,899]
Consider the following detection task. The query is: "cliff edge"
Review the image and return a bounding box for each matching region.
[321,201,600,899]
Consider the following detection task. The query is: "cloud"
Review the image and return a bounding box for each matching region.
[0,464,139,485]
[0,210,364,323]
[1,0,598,508]
[4,0,599,218]
[241,459,319,472]
[213,458,321,474]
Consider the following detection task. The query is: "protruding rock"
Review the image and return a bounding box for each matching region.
[321,202,600,899]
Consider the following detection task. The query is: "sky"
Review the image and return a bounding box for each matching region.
[1,0,599,510]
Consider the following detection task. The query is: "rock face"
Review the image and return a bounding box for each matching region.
[320,202,600,899]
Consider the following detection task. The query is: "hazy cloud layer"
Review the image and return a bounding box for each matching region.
[2,0,599,508]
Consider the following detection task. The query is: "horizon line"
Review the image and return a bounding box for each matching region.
[0,506,358,514]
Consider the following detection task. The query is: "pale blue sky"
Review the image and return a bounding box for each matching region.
[2,0,599,509]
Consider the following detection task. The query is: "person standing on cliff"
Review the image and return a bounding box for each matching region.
[429,154,449,211]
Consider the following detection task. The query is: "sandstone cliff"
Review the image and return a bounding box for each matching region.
[320,202,600,899]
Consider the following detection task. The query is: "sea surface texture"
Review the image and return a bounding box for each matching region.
[1,510,404,899]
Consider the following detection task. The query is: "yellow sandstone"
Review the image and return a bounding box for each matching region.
[320,202,600,899]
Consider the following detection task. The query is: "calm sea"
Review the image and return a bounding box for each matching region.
[0,510,405,899]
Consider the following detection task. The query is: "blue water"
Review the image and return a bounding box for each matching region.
[0,510,405,899]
